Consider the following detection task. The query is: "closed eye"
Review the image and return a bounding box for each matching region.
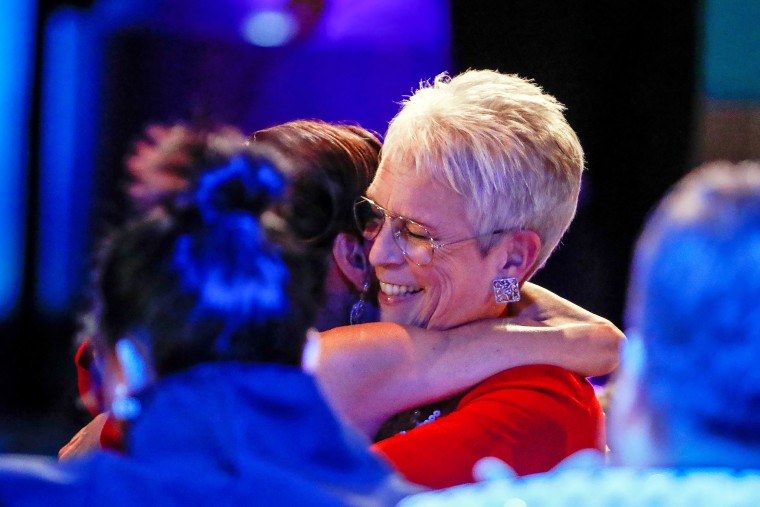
[400,222,432,242]
[407,230,429,240]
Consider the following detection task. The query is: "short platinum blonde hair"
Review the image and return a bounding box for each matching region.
[381,69,585,270]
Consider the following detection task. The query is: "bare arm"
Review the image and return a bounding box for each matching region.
[505,282,624,375]
[314,282,623,436]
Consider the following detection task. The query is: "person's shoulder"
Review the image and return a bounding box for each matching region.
[461,364,593,402]
[456,365,604,453]
[399,461,760,507]
[0,454,92,506]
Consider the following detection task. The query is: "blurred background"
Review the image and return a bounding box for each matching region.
[1,0,758,454]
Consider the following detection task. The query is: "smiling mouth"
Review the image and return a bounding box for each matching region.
[379,281,422,297]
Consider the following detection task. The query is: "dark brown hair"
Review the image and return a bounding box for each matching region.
[250,120,382,251]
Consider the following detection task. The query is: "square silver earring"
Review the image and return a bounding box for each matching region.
[493,277,520,303]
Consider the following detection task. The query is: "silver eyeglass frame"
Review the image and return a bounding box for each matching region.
[353,196,508,266]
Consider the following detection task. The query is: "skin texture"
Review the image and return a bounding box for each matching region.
[367,164,538,330]
[58,413,109,461]
[317,282,623,436]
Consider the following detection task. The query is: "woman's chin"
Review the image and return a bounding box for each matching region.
[378,290,426,327]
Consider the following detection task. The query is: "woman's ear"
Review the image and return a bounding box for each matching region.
[94,338,153,421]
[332,232,369,292]
[98,336,155,419]
[115,338,151,393]
[498,229,541,282]
[102,337,154,395]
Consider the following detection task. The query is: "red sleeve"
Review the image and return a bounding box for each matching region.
[75,338,105,417]
[99,415,124,451]
[75,338,125,452]
[371,364,605,489]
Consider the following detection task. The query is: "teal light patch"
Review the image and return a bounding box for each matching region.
[704,0,760,100]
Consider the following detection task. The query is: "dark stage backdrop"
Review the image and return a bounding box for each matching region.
[2,0,700,454]
[450,0,700,328]
[4,0,453,453]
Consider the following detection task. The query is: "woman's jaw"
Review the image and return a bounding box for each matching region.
[367,164,507,331]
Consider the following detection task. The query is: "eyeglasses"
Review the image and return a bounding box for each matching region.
[353,196,506,266]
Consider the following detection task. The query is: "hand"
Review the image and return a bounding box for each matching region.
[511,282,615,328]
[58,412,109,461]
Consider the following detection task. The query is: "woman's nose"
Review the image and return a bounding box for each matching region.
[368,217,405,268]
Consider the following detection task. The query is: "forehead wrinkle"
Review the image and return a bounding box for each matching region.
[372,190,440,235]
[372,164,471,239]
[369,196,435,237]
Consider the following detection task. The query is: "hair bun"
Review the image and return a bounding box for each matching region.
[195,154,286,223]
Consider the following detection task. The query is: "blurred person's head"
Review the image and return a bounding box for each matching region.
[612,160,760,468]
[125,119,382,330]
[251,120,382,329]
[364,69,584,329]
[91,128,326,410]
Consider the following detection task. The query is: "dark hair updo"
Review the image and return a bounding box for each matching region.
[94,130,326,376]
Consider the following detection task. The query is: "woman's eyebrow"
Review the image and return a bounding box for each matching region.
[366,194,438,233]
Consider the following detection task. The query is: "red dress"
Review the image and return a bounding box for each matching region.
[75,339,123,450]
[371,364,605,489]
